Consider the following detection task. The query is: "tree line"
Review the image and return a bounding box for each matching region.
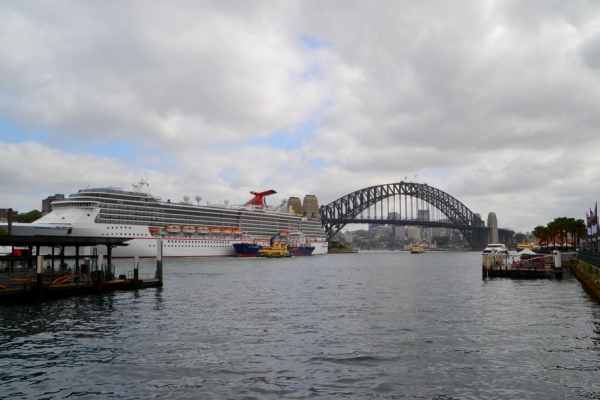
[532,217,586,251]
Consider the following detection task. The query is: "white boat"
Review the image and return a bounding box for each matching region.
[482,243,508,255]
[1,180,328,258]
[482,243,508,269]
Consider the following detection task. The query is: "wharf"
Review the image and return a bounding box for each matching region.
[483,263,555,278]
[0,236,163,304]
[328,249,358,254]
[482,252,577,279]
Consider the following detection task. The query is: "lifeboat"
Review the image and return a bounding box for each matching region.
[165,225,181,235]
[232,228,243,236]
[148,227,161,235]
[181,226,196,235]
[196,227,209,234]
[209,227,221,235]
[279,231,290,236]
[221,228,233,235]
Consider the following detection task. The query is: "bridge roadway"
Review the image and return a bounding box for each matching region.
[324,218,514,244]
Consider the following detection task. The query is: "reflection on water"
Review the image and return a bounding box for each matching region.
[1,252,599,399]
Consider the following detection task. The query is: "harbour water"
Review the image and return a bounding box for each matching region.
[1,252,599,399]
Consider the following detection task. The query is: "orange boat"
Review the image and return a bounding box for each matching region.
[181,226,196,235]
[232,228,243,236]
[149,227,161,234]
[221,228,233,235]
[165,225,181,234]
[209,227,221,235]
[196,227,209,234]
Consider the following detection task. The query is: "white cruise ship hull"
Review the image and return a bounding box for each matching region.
[1,183,329,258]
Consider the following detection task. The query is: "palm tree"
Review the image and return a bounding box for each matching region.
[533,225,548,251]
[573,218,586,250]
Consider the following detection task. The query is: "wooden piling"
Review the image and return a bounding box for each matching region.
[156,238,163,287]
[97,254,104,294]
[37,255,44,300]
[134,255,139,290]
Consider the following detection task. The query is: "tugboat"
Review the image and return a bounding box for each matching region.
[233,242,262,257]
[234,232,293,258]
[257,242,291,258]
[286,232,315,256]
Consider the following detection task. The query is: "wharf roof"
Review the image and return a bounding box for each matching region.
[0,236,131,247]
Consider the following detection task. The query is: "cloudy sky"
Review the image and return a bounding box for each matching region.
[1,0,600,233]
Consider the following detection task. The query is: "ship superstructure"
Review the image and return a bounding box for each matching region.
[2,180,328,257]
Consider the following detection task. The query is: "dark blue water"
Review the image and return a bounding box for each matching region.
[1,252,599,399]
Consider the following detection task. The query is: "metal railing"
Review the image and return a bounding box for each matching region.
[577,251,600,268]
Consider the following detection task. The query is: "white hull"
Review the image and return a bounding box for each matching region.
[1,220,328,258]
[1,183,330,258]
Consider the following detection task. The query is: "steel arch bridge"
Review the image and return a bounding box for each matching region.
[319,182,494,249]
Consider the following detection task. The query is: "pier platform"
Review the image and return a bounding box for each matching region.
[482,252,577,279]
[0,235,163,303]
[483,263,555,278]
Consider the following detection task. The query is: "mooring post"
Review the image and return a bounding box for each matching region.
[97,254,104,293]
[37,255,44,299]
[156,238,163,287]
[554,250,562,279]
[75,246,80,281]
[134,255,139,289]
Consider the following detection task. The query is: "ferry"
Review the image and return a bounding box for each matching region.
[481,243,508,270]
[1,180,328,258]
[481,243,508,255]
[410,246,425,254]
[233,231,315,257]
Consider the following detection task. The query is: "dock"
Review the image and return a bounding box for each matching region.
[482,251,577,279]
[0,236,164,303]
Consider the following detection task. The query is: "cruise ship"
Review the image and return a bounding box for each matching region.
[2,180,328,258]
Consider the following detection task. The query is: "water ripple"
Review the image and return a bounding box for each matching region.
[1,252,599,398]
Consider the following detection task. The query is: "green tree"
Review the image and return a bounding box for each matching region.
[432,236,449,247]
[514,232,527,243]
[23,210,43,223]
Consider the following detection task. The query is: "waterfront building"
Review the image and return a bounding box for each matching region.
[0,208,18,221]
[407,226,421,242]
[394,225,408,238]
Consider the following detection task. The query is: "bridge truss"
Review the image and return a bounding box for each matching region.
[319,182,490,249]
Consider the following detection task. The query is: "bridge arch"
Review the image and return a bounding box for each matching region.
[319,182,488,249]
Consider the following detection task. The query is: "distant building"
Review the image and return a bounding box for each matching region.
[417,209,430,221]
[342,231,354,243]
[0,208,18,221]
[432,227,446,237]
[417,209,431,240]
[388,212,400,221]
[394,225,408,238]
[407,226,421,242]
[376,226,388,237]
[42,194,65,214]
